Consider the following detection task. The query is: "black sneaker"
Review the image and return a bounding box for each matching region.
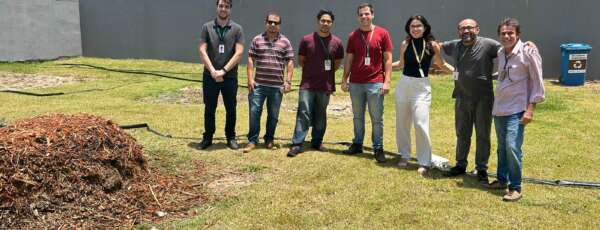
[443,165,466,177]
[342,143,363,155]
[310,142,323,151]
[477,170,489,187]
[374,149,386,163]
[287,146,302,157]
[227,139,239,150]
[195,138,212,150]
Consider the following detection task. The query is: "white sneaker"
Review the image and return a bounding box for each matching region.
[417,166,428,176]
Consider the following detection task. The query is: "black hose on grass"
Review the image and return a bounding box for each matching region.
[120,122,600,189]
[0,81,149,97]
[58,63,304,89]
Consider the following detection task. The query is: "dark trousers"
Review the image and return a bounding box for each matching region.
[202,72,238,140]
[454,97,493,171]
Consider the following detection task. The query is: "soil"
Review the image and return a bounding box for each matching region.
[0,72,87,90]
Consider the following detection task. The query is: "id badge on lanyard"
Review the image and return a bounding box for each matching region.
[453,71,459,81]
[361,29,374,66]
[324,59,332,71]
[219,44,225,54]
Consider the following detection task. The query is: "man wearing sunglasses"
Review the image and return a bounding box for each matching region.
[441,19,501,185]
[244,12,294,153]
[197,0,245,150]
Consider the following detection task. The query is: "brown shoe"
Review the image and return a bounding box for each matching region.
[488,180,508,190]
[265,141,278,150]
[243,143,256,153]
[502,190,523,202]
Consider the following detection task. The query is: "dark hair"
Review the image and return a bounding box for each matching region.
[357,3,373,15]
[216,0,232,8]
[404,15,435,55]
[497,17,521,35]
[265,12,281,24]
[317,9,335,22]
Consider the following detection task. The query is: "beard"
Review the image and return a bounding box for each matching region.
[461,33,477,43]
[218,12,229,20]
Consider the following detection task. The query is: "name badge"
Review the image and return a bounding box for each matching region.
[453,71,459,81]
[219,44,225,54]
[364,57,371,66]
[419,68,425,78]
[324,59,332,71]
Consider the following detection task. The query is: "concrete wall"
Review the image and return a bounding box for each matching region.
[79,0,598,79]
[0,0,82,61]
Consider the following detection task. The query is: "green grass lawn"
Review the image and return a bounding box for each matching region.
[1,57,599,229]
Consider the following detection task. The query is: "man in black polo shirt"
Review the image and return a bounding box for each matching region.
[441,18,500,185]
[197,0,245,150]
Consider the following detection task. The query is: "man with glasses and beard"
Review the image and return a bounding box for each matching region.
[197,0,245,150]
[287,9,344,157]
[441,19,501,185]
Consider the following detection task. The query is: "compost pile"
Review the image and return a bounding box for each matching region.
[0,114,206,228]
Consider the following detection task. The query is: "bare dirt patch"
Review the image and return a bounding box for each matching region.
[142,87,353,117]
[139,86,248,105]
[0,72,87,90]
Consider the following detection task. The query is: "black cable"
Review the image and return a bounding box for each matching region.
[119,123,600,189]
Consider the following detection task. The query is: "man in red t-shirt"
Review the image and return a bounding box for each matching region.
[341,3,393,163]
[287,9,344,157]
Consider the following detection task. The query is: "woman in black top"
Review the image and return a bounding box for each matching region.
[392,15,454,175]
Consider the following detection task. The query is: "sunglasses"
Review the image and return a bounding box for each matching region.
[266,20,281,26]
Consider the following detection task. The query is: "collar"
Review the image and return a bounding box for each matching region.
[213,18,231,28]
[501,39,523,57]
[315,31,331,39]
[262,32,281,41]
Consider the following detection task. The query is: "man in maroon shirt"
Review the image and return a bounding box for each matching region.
[341,3,393,163]
[287,9,344,157]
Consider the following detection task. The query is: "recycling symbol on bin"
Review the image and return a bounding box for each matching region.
[574,60,583,69]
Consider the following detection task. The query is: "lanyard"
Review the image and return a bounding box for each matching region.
[215,25,229,43]
[411,39,426,69]
[501,53,513,82]
[359,27,374,57]
[317,33,332,59]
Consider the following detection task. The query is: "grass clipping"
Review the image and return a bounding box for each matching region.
[0,114,206,228]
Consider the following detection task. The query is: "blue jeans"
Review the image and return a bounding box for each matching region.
[349,82,384,150]
[494,112,525,192]
[291,90,330,146]
[247,85,283,144]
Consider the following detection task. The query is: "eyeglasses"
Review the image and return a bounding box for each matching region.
[499,65,513,82]
[458,26,477,31]
[266,20,280,26]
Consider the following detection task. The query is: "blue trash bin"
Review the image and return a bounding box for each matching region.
[560,43,592,86]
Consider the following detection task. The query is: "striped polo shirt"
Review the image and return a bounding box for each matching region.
[248,33,294,87]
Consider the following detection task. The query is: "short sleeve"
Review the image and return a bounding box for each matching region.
[298,38,308,56]
[235,26,245,45]
[442,40,455,56]
[199,24,209,44]
[346,32,355,54]
[248,37,258,58]
[383,30,393,52]
[335,40,345,59]
[285,39,295,60]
